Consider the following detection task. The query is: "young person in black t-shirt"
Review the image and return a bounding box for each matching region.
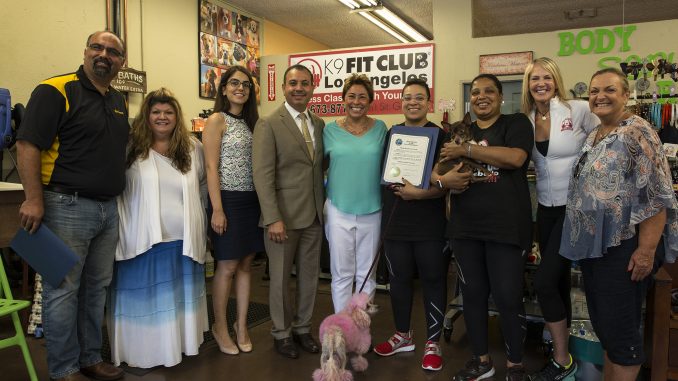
[432,74,534,381]
[372,79,449,372]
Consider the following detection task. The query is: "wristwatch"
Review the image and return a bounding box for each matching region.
[435,179,444,190]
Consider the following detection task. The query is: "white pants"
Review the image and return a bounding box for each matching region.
[325,199,381,312]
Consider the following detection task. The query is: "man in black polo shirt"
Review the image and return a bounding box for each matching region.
[16,31,128,381]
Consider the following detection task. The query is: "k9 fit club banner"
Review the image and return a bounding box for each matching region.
[289,43,434,117]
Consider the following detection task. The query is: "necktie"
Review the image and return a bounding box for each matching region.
[299,113,314,161]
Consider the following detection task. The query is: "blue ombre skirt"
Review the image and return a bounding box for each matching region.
[107,241,209,368]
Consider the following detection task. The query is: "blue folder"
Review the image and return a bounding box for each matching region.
[10,225,79,288]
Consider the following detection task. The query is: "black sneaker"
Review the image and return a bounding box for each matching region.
[506,365,527,381]
[453,357,495,380]
[529,357,577,381]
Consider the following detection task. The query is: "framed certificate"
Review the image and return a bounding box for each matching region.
[381,126,438,189]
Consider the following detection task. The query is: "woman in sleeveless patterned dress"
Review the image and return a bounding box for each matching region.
[203,66,264,355]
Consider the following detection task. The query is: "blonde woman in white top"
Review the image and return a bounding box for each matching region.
[520,57,598,381]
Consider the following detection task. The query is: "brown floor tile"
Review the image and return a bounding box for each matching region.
[2,261,549,381]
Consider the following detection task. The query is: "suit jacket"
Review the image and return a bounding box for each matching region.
[252,103,325,230]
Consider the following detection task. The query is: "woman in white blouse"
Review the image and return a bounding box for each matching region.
[520,57,598,380]
[108,88,209,368]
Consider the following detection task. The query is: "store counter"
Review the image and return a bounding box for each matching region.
[0,182,23,248]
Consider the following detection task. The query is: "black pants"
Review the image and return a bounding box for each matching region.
[581,234,661,366]
[384,239,448,342]
[534,204,572,324]
[453,238,526,363]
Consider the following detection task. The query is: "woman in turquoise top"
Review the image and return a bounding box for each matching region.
[324,73,387,312]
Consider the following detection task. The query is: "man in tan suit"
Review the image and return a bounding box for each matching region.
[252,64,325,359]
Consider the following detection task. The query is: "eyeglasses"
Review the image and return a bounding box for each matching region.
[226,79,253,89]
[87,43,125,59]
[402,95,427,103]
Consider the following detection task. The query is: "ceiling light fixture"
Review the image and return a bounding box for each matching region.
[359,12,409,43]
[337,0,428,43]
[337,0,359,10]
[373,7,427,42]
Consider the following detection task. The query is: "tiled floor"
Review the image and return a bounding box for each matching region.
[3,259,552,381]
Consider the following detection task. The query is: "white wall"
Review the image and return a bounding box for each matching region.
[127,0,212,117]
[263,20,329,56]
[1,0,107,105]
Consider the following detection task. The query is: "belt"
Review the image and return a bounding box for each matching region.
[43,184,112,202]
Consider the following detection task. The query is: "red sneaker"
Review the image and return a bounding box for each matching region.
[373,331,415,356]
[421,341,443,371]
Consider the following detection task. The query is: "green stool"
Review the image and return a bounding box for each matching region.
[0,258,38,381]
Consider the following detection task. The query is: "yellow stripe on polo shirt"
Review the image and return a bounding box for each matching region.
[40,138,60,185]
[38,73,78,183]
[41,73,78,112]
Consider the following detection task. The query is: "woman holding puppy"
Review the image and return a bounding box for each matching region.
[434,73,533,381]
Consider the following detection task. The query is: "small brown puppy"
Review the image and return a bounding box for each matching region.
[437,112,491,181]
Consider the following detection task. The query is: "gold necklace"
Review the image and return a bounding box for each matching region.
[536,108,550,121]
[343,118,369,135]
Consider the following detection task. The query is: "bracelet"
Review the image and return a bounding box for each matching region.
[466,142,472,159]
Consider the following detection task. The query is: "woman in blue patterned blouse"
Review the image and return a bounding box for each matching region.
[560,68,678,381]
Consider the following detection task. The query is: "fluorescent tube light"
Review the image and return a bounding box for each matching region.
[374,8,427,42]
[337,0,428,43]
[338,0,359,9]
[359,12,409,43]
